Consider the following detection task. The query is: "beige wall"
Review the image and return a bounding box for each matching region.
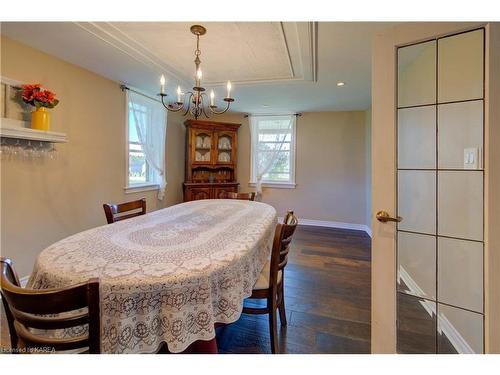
[0,36,185,277]
[214,111,370,226]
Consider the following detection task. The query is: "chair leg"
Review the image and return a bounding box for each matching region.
[278,283,287,327]
[268,296,279,354]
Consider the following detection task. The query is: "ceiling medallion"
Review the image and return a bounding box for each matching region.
[158,24,234,120]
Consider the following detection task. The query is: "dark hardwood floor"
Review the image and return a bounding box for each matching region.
[0,225,372,354]
[217,225,372,353]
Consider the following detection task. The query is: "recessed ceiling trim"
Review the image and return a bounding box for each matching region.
[279,22,295,78]
[73,22,191,86]
[206,22,317,86]
[296,22,318,83]
[74,22,317,87]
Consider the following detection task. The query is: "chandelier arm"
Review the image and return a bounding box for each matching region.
[160,94,184,112]
[183,92,194,117]
[208,99,231,115]
[200,93,211,119]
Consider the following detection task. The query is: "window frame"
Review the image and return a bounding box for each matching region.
[249,115,297,189]
[124,90,160,194]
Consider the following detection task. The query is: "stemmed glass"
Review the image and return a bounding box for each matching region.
[48,144,58,160]
[1,139,57,160]
[0,138,8,159]
[24,140,35,160]
[36,142,45,159]
[12,139,22,158]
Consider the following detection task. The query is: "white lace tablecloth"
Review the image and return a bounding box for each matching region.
[27,200,277,353]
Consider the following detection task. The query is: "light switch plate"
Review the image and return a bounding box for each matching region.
[464,147,480,169]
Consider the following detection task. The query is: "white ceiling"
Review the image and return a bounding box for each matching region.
[1,22,395,113]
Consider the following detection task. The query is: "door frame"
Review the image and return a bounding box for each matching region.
[371,22,500,353]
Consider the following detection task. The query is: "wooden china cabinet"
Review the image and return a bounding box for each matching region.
[183,119,241,201]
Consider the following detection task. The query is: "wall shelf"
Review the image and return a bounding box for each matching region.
[0,118,67,143]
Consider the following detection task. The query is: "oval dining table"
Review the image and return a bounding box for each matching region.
[27,199,277,354]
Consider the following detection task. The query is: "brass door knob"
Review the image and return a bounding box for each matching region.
[376,210,402,223]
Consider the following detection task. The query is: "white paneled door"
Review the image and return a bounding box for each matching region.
[371,24,494,354]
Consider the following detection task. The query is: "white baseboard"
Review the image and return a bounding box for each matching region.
[399,266,475,354]
[278,216,372,237]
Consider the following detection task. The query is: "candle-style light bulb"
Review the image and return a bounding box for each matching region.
[196,69,202,82]
[177,86,182,103]
[226,81,232,98]
[160,75,165,94]
[210,89,215,106]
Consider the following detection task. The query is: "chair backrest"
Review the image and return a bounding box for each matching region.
[0,257,101,353]
[283,210,295,224]
[0,257,21,349]
[103,198,146,224]
[225,192,256,201]
[269,212,298,290]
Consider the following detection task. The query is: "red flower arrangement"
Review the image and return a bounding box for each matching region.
[21,84,59,109]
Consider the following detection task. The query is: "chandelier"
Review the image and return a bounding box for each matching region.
[158,25,234,120]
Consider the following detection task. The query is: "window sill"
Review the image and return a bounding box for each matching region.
[124,184,160,194]
[248,181,296,189]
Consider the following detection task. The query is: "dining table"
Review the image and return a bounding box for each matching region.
[27,199,277,354]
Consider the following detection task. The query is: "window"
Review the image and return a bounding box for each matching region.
[126,90,167,199]
[250,115,296,188]
[128,103,151,186]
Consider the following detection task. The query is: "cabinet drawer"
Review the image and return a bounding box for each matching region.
[186,187,211,201]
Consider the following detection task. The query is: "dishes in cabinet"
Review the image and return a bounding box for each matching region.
[195,150,202,161]
[196,134,211,149]
[196,136,203,148]
[218,151,230,162]
[218,136,231,150]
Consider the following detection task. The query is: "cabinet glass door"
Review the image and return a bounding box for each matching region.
[216,132,234,164]
[396,29,484,354]
[193,130,213,164]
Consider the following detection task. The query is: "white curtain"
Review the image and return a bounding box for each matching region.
[128,91,167,200]
[250,115,294,197]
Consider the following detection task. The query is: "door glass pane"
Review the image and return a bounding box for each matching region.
[437,303,483,353]
[438,100,483,169]
[398,106,436,169]
[398,40,436,107]
[396,29,484,354]
[398,170,436,235]
[438,29,484,103]
[438,237,483,313]
[438,171,483,241]
[397,293,436,353]
[398,232,436,300]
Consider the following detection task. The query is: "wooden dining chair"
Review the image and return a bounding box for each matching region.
[103,197,146,224]
[225,192,256,201]
[0,257,101,354]
[242,211,298,353]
